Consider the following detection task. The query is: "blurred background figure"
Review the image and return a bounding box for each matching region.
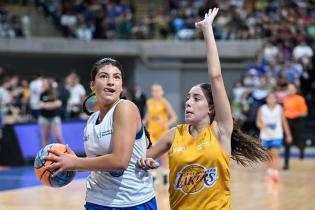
[282,83,308,170]
[131,83,147,119]
[143,83,177,185]
[38,78,64,147]
[29,73,43,121]
[256,92,292,182]
[66,72,86,119]
[56,78,70,120]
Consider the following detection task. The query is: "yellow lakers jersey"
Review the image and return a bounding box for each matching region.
[147,98,168,143]
[169,124,231,210]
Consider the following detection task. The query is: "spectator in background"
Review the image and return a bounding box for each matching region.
[293,41,313,69]
[131,83,147,119]
[66,72,86,119]
[282,83,308,170]
[19,79,30,119]
[231,80,248,127]
[0,76,13,124]
[38,78,64,147]
[29,73,43,121]
[56,78,70,120]
[274,73,289,104]
[121,86,131,100]
[243,68,261,90]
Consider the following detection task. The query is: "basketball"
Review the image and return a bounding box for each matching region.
[34,143,76,188]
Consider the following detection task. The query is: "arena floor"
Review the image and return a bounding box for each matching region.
[0,152,314,210]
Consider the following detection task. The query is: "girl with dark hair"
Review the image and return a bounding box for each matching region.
[45,57,157,210]
[137,8,269,210]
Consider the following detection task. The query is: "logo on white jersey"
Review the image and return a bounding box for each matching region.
[96,130,113,140]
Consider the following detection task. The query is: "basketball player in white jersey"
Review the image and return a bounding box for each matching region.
[45,58,157,209]
[256,92,292,182]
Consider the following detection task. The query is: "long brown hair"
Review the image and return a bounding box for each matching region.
[199,83,269,166]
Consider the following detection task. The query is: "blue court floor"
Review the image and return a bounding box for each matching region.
[0,147,314,192]
[0,166,89,191]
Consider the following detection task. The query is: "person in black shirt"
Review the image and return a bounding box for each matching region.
[38,78,64,147]
[131,84,147,119]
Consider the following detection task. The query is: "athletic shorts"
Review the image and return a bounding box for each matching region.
[84,197,157,210]
[38,116,61,126]
[262,138,283,149]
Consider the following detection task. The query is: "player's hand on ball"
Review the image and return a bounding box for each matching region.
[45,144,78,177]
[137,158,160,171]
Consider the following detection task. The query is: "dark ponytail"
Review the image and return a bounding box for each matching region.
[231,120,270,166]
[199,83,270,166]
[144,126,152,149]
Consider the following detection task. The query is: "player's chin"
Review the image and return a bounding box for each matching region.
[184,116,195,124]
[102,94,119,102]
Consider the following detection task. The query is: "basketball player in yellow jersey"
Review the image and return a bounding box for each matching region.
[137,8,269,210]
[143,83,177,184]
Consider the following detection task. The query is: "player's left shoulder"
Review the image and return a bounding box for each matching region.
[116,99,138,113]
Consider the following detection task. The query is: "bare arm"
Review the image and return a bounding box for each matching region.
[195,8,233,152]
[281,111,292,144]
[147,127,176,159]
[256,108,265,129]
[40,100,62,110]
[137,127,175,170]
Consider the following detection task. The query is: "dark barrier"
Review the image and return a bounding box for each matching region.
[0,120,86,166]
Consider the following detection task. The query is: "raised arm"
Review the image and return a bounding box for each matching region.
[195,8,233,139]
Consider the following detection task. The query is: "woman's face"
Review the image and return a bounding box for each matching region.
[185,86,211,125]
[91,64,123,104]
[266,93,277,107]
[151,84,164,99]
[287,84,297,95]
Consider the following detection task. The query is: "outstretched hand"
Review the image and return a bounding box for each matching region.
[195,8,219,30]
[137,158,160,171]
[45,144,78,177]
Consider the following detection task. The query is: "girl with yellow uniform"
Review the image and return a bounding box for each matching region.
[137,8,269,210]
[144,83,177,184]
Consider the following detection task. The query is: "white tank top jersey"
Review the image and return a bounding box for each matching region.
[259,104,284,141]
[84,99,155,207]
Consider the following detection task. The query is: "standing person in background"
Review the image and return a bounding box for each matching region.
[143,83,177,185]
[29,73,43,121]
[20,79,30,119]
[56,78,70,120]
[131,83,147,120]
[66,72,86,119]
[282,83,308,170]
[137,8,269,210]
[256,92,292,182]
[45,58,157,210]
[38,78,64,147]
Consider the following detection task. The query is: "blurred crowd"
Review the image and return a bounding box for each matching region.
[0,68,148,125]
[231,36,313,135]
[0,1,26,38]
[0,70,88,125]
[1,0,315,41]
